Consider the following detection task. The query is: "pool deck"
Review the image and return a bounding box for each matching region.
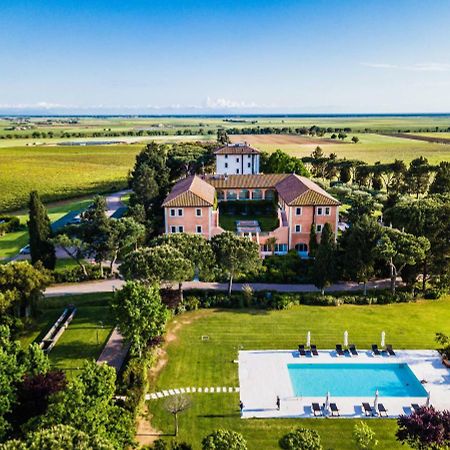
[238,349,450,418]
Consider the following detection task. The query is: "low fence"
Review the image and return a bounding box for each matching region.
[39,306,77,354]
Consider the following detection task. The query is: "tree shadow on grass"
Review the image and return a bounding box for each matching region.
[49,340,104,366]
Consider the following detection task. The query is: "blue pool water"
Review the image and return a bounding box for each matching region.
[287,363,428,397]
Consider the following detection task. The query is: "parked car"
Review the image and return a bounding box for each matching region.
[19,244,30,255]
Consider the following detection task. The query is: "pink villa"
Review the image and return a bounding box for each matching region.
[162,143,340,257]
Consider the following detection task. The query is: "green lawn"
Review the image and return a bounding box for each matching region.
[19,293,114,376]
[148,297,450,449]
[0,197,93,260]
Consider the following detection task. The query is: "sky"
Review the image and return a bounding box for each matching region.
[1,0,450,114]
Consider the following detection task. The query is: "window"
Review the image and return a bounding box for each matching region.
[316,224,323,232]
[252,189,262,200]
[295,224,302,233]
[325,207,331,216]
[196,208,202,217]
[248,154,251,158]
[265,189,275,200]
[224,162,228,168]
[236,157,239,163]
[217,190,224,200]
[178,225,184,233]
[239,189,250,200]
[275,243,288,253]
[225,154,228,159]
[295,243,308,253]
[295,207,302,216]
[247,162,251,168]
[170,209,176,217]
[227,190,237,200]
[236,169,239,174]
[170,226,176,233]
[316,207,323,216]
[196,225,202,234]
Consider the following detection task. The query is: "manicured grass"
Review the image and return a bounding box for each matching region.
[148,297,450,449]
[0,197,93,259]
[219,214,279,232]
[19,293,114,375]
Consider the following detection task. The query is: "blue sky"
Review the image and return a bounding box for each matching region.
[1,0,449,113]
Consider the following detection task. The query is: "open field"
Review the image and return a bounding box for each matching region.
[18,293,114,376]
[231,133,450,164]
[148,297,450,449]
[0,197,93,259]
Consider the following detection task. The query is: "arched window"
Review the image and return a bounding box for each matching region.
[227,190,237,200]
[217,190,224,201]
[295,243,308,253]
[265,189,275,200]
[239,189,250,200]
[252,189,262,200]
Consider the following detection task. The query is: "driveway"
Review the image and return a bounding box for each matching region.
[44,278,395,297]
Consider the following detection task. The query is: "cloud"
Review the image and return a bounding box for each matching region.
[361,62,450,72]
[204,97,258,109]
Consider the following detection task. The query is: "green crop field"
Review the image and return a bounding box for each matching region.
[148,297,450,449]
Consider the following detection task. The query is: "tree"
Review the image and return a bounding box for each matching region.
[347,194,375,224]
[0,261,51,317]
[165,394,191,436]
[405,157,431,198]
[51,234,89,277]
[339,165,351,183]
[313,223,336,295]
[375,228,430,294]
[260,149,309,176]
[167,143,213,179]
[150,233,216,281]
[279,428,323,450]
[107,217,145,272]
[0,424,115,450]
[202,429,247,450]
[396,407,450,450]
[341,216,383,295]
[265,236,277,256]
[37,361,135,449]
[217,129,230,145]
[351,136,359,144]
[13,370,66,427]
[121,245,194,300]
[308,224,318,258]
[429,161,450,194]
[211,232,261,295]
[111,282,169,357]
[80,196,110,277]
[353,421,378,449]
[27,191,55,269]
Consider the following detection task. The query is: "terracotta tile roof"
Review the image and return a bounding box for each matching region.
[205,173,288,189]
[162,176,215,207]
[275,174,340,206]
[214,143,260,155]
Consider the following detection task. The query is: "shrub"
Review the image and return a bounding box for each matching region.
[52,264,110,283]
[0,215,21,236]
[279,427,323,450]
[353,421,378,449]
[202,429,247,450]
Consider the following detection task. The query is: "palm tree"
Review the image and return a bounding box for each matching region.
[266,236,278,255]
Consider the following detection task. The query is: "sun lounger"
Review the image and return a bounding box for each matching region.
[349,344,358,356]
[372,344,381,356]
[312,402,323,416]
[330,403,340,417]
[411,403,420,413]
[386,344,396,356]
[298,344,306,356]
[362,402,373,416]
[336,344,344,356]
[378,403,388,417]
[311,344,319,356]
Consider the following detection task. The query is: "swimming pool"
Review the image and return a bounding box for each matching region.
[287,363,428,397]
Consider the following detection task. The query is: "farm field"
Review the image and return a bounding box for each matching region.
[18,293,114,377]
[147,297,450,449]
[230,133,450,164]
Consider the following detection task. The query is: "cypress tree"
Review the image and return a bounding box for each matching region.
[312,223,336,295]
[27,191,56,269]
[308,223,318,257]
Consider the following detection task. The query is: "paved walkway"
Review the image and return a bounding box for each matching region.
[106,189,131,218]
[45,278,395,297]
[96,327,130,373]
[145,386,240,400]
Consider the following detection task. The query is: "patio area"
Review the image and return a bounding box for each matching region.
[239,349,450,419]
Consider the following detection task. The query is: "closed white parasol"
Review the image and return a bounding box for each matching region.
[306,331,311,348]
[426,391,431,407]
[373,389,379,415]
[381,331,386,348]
[344,330,348,348]
[325,391,330,415]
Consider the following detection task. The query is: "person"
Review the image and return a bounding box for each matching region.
[239,400,244,413]
[276,396,280,410]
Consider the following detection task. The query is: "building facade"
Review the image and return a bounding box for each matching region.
[162,171,340,257]
[215,143,260,175]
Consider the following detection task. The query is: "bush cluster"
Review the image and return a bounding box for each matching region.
[179,288,417,311]
[0,215,21,236]
[52,265,112,283]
